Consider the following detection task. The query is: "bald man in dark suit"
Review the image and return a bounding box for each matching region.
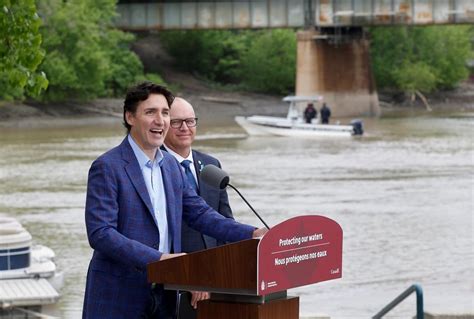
[163,97,234,317]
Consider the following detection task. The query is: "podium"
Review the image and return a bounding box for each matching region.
[147,215,343,319]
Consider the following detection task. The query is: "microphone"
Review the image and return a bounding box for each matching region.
[201,164,270,230]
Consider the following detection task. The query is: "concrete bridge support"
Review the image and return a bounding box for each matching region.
[296,30,380,117]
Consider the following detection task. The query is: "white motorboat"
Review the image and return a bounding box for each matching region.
[235,95,364,137]
[0,217,63,318]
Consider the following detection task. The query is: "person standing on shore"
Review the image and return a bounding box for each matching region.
[82,82,267,319]
[163,97,234,316]
[320,102,331,124]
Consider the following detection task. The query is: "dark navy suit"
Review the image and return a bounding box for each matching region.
[181,150,234,252]
[82,138,254,318]
[161,147,235,318]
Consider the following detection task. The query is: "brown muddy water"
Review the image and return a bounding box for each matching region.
[0,109,472,318]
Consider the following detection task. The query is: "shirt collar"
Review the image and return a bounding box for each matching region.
[128,134,164,168]
[163,144,193,164]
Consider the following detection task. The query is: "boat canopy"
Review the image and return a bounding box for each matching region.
[283,95,324,120]
[282,95,323,103]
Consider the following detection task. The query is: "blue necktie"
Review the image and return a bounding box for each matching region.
[181,160,199,192]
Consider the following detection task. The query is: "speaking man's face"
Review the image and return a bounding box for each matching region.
[126,93,170,159]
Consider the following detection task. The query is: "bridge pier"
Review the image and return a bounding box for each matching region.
[296,29,380,117]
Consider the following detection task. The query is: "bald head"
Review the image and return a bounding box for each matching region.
[172,97,194,114]
[164,97,197,157]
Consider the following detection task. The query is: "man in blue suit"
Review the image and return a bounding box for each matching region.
[163,97,234,314]
[83,82,267,318]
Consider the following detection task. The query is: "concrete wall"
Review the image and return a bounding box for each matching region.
[296,30,380,117]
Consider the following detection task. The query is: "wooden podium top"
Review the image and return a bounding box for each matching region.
[147,215,343,296]
[148,238,260,295]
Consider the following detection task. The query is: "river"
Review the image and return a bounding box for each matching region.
[0,109,472,318]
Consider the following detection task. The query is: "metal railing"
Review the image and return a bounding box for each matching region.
[372,284,424,319]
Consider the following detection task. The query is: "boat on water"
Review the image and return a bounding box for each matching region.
[0,217,63,318]
[235,95,364,137]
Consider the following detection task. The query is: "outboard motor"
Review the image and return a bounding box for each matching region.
[350,119,364,135]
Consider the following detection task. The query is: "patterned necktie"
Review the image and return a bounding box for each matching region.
[181,160,199,192]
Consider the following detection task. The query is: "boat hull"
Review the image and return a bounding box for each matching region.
[235,116,356,137]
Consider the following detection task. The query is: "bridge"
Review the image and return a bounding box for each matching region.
[116,0,473,30]
[116,0,474,117]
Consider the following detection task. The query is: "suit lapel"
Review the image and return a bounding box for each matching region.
[192,151,216,248]
[192,150,203,195]
[193,150,201,178]
[161,158,177,246]
[121,138,156,225]
[194,151,212,201]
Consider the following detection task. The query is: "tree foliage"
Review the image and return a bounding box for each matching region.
[160,30,249,84]
[240,29,296,94]
[162,26,470,96]
[370,26,471,93]
[5,2,466,103]
[394,62,437,94]
[37,0,147,101]
[160,29,296,94]
[0,0,48,100]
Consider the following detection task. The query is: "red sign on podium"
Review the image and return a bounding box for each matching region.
[257,215,342,295]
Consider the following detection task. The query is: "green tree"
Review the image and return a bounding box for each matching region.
[370,26,471,92]
[394,62,437,110]
[240,29,296,94]
[394,62,437,94]
[160,30,248,83]
[0,0,48,100]
[37,0,145,101]
[160,29,296,94]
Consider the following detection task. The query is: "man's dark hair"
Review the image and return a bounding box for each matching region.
[123,82,175,132]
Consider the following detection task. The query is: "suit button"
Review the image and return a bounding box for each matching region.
[152,243,159,249]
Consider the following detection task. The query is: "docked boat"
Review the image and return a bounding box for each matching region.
[235,95,364,137]
[0,217,63,318]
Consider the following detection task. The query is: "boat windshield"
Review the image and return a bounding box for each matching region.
[283,95,323,120]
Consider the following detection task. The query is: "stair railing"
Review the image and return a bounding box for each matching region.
[372,284,424,319]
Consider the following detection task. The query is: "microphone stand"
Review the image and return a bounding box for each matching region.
[228,183,270,230]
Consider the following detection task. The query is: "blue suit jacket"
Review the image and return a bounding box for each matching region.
[82,138,254,318]
[181,150,234,252]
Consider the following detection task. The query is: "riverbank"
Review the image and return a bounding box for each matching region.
[1,47,473,129]
[1,82,472,129]
[378,80,474,112]
[0,91,289,129]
